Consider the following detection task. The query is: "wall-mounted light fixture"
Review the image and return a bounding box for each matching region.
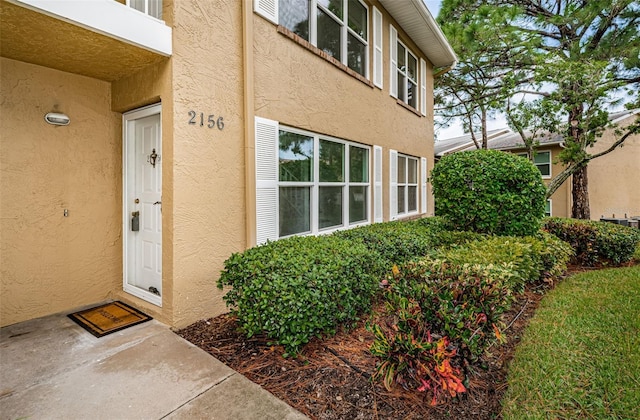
[44,112,70,126]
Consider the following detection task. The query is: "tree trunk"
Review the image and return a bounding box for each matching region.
[571,165,590,219]
[481,107,488,149]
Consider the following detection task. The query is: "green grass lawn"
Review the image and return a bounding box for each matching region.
[502,265,640,419]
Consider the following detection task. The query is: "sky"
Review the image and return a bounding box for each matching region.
[422,0,511,140]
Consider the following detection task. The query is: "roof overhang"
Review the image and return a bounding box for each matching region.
[0,0,172,81]
[379,0,457,69]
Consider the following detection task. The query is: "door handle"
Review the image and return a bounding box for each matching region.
[153,201,162,205]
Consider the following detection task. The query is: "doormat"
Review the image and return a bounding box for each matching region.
[68,301,152,338]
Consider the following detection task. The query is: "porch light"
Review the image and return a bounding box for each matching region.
[44,112,70,126]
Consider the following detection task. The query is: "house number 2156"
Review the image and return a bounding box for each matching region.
[188,111,224,130]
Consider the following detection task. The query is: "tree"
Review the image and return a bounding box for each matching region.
[437,0,640,219]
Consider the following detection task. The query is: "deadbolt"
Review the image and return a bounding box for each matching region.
[135,198,140,204]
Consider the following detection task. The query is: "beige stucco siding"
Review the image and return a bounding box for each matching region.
[0,58,121,326]
[253,9,436,220]
[168,0,246,328]
[588,115,640,219]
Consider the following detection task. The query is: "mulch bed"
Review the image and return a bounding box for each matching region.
[176,277,559,420]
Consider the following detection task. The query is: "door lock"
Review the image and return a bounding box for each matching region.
[131,211,140,232]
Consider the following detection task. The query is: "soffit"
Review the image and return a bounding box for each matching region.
[379,0,457,69]
[0,1,167,82]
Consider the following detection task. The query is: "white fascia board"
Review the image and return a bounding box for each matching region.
[379,0,456,68]
[12,0,172,56]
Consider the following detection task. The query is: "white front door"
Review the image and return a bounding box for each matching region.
[123,104,162,306]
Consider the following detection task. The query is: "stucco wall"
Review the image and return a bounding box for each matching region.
[253,5,436,220]
[0,58,121,326]
[168,0,246,328]
[588,114,640,219]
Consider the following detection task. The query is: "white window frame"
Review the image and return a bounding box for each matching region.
[396,153,419,217]
[518,150,552,179]
[390,24,421,111]
[277,125,372,238]
[273,0,370,79]
[545,199,552,217]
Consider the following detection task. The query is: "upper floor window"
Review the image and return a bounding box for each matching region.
[396,40,418,109]
[518,150,551,178]
[389,25,426,114]
[279,0,369,77]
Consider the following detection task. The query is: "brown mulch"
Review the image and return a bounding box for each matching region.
[175,277,563,420]
[176,259,640,419]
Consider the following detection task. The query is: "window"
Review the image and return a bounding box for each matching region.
[278,0,369,77]
[396,154,418,215]
[396,41,418,109]
[545,199,552,217]
[518,150,551,178]
[278,126,370,237]
[389,25,424,112]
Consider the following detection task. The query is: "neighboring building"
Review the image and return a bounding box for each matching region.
[0,0,456,328]
[435,109,640,220]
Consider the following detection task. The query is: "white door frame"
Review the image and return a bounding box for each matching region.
[122,103,162,307]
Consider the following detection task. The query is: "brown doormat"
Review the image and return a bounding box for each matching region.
[68,301,152,338]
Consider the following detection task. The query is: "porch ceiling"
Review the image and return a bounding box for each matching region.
[0,1,167,82]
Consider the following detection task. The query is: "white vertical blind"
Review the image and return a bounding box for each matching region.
[389,149,398,220]
[255,117,279,245]
[389,25,398,98]
[254,0,278,24]
[374,145,383,222]
[420,58,427,116]
[421,157,427,214]
[373,7,383,89]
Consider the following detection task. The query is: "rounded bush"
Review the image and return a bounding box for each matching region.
[431,150,547,236]
[217,235,385,355]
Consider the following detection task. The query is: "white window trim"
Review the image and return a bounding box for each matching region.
[518,150,552,179]
[277,124,372,238]
[536,150,552,179]
[545,199,552,217]
[389,24,422,112]
[396,153,420,217]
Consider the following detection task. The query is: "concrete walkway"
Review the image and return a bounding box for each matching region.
[0,309,309,420]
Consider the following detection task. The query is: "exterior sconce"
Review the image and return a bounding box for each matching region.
[45,112,70,126]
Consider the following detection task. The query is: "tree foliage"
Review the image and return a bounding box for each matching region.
[436,0,640,218]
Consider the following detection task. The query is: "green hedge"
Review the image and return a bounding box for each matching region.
[217,235,384,355]
[334,218,442,265]
[440,233,572,288]
[431,150,547,236]
[543,217,640,266]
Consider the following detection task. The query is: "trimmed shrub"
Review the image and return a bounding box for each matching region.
[335,219,443,265]
[430,150,547,236]
[441,234,573,287]
[217,235,384,355]
[543,217,640,266]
